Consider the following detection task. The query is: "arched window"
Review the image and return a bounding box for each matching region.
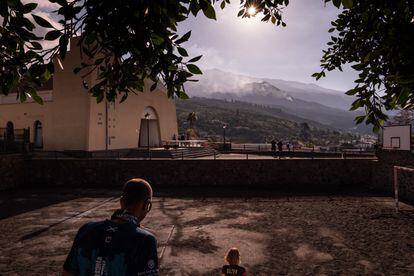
[34,120,43,148]
[5,121,14,142]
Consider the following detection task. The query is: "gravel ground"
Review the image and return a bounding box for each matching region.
[1,189,414,275]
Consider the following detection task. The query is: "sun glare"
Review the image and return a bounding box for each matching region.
[247,6,257,16]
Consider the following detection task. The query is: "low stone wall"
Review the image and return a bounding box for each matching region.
[0,154,25,191]
[373,150,414,203]
[4,152,413,201]
[25,159,374,191]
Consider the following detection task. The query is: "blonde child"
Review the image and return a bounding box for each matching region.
[221,248,247,276]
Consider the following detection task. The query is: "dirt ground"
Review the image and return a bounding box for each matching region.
[1,188,414,275]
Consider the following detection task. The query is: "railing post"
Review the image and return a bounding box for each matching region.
[181,151,184,160]
[394,166,399,213]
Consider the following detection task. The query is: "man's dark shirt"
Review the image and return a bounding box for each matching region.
[63,220,158,276]
[221,265,247,276]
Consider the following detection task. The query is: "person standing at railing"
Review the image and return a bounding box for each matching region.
[277,141,283,152]
[271,140,276,152]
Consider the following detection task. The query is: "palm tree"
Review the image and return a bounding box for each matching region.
[187,112,198,129]
[186,112,198,139]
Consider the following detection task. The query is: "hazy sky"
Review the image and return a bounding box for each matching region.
[178,0,358,91]
[26,0,357,91]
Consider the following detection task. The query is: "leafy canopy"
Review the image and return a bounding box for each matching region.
[0,0,413,131]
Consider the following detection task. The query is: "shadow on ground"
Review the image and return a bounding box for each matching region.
[2,187,413,275]
[0,188,119,219]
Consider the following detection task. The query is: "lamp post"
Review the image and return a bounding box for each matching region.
[223,124,227,151]
[144,112,151,158]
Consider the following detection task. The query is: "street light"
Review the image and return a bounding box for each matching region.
[144,112,151,158]
[223,124,227,151]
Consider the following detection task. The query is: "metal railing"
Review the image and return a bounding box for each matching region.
[0,128,30,153]
[163,140,209,148]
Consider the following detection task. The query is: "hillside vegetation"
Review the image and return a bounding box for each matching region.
[176,97,358,145]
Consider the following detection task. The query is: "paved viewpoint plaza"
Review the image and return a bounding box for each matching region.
[1,188,414,275]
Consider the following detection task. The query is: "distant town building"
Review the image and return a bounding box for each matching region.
[0,38,178,151]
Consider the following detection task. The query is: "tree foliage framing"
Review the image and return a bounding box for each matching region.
[0,0,413,131]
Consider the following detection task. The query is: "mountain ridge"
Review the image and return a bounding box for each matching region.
[184,69,370,133]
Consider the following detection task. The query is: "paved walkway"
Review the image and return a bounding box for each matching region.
[1,189,414,275]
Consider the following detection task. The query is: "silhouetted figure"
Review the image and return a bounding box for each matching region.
[221,248,247,276]
[286,142,291,152]
[277,141,283,152]
[62,179,158,276]
[271,140,276,152]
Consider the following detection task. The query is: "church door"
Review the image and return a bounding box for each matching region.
[138,107,161,147]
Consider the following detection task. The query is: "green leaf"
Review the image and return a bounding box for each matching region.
[59,34,68,59]
[23,3,38,13]
[32,14,54,29]
[30,41,42,50]
[168,64,177,71]
[342,0,353,9]
[354,115,365,124]
[350,99,362,111]
[119,93,128,103]
[220,1,226,9]
[373,124,380,133]
[150,82,157,91]
[177,47,188,57]
[186,64,202,75]
[332,0,341,8]
[189,0,200,16]
[262,14,271,22]
[179,90,190,99]
[31,93,44,105]
[237,9,245,17]
[43,68,51,80]
[351,63,365,71]
[94,58,104,65]
[175,31,191,44]
[345,89,357,96]
[151,33,164,46]
[45,30,62,40]
[19,91,27,102]
[202,2,216,20]
[188,55,202,63]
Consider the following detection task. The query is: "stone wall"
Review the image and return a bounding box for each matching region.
[373,150,414,203]
[0,154,25,191]
[4,152,413,201]
[25,159,374,191]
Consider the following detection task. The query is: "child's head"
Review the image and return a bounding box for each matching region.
[225,248,241,265]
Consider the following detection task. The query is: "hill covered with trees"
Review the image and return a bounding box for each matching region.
[176,97,359,145]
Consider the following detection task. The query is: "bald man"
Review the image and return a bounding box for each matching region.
[63,179,158,276]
